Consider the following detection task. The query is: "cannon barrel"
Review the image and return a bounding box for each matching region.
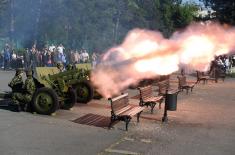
[0,92,12,99]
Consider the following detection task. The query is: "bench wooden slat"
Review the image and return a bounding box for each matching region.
[121,107,145,117]
[143,96,163,102]
[112,97,129,111]
[112,93,128,102]
[115,105,132,115]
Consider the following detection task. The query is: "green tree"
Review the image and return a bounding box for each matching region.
[0,0,199,51]
[172,3,198,29]
[201,0,235,24]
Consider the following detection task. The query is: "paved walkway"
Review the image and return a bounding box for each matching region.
[0,71,235,155]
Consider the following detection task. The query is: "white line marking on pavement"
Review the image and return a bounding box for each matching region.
[105,148,140,155]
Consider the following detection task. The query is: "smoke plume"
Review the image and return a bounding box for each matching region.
[91,22,235,98]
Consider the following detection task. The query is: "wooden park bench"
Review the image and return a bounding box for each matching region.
[177,75,195,94]
[196,70,225,84]
[196,71,210,84]
[108,93,145,131]
[157,79,179,96]
[209,68,226,83]
[138,85,164,113]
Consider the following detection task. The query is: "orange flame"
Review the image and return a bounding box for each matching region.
[91,22,235,98]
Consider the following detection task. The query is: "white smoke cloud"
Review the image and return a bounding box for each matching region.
[91,22,235,98]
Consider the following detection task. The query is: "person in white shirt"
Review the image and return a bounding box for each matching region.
[82,50,89,63]
[74,50,80,63]
[12,52,17,60]
[57,44,64,54]
[49,44,56,52]
[225,57,230,73]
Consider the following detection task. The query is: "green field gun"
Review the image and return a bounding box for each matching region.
[0,63,99,115]
[33,64,95,114]
[37,66,94,103]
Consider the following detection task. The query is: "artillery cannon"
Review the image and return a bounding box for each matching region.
[0,67,78,115]
[36,66,94,103]
[0,63,98,115]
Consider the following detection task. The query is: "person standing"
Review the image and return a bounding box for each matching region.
[61,53,66,66]
[23,48,31,69]
[3,44,11,70]
[225,56,230,73]
[82,49,89,63]
[79,50,83,63]
[70,51,76,65]
[74,50,80,64]
[57,44,64,55]
[0,52,3,68]
[11,50,17,68]
[47,51,52,67]
[49,44,56,52]
[30,45,37,69]
[42,49,48,67]
[92,52,97,68]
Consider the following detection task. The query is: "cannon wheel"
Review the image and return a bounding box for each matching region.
[74,81,94,103]
[32,87,59,115]
[60,88,77,110]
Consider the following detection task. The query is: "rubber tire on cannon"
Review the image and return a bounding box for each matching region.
[74,81,94,104]
[60,88,77,110]
[32,87,59,115]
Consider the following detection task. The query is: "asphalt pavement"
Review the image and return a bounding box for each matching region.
[0,70,235,155]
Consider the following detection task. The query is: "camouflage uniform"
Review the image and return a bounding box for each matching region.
[56,62,64,72]
[12,70,36,110]
[8,68,24,93]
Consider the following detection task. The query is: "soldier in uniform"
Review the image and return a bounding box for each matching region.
[11,70,36,112]
[8,68,24,93]
[56,62,64,72]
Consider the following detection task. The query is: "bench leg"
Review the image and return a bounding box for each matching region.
[186,88,189,94]
[139,100,144,107]
[137,111,142,122]
[125,117,131,131]
[162,104,168,123]
[150,102,156,114]
[159,98,163,109]
[109,116,115,129]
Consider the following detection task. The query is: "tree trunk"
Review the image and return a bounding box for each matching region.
[10,0,15,45]
[34,0,42,43]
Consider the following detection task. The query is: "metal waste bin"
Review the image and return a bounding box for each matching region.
[162,91,178,122]
[165,92,177,111]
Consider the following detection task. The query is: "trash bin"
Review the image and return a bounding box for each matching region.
[165,92,177,111]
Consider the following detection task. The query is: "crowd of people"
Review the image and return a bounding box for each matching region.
[0,43,100,70]
[1,43,235,73]
[210,55,235,73]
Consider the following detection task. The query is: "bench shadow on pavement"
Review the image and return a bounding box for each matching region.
[72,113,119,129]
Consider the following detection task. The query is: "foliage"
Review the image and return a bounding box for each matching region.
[200,0,235,25]
[0,0,199,52]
